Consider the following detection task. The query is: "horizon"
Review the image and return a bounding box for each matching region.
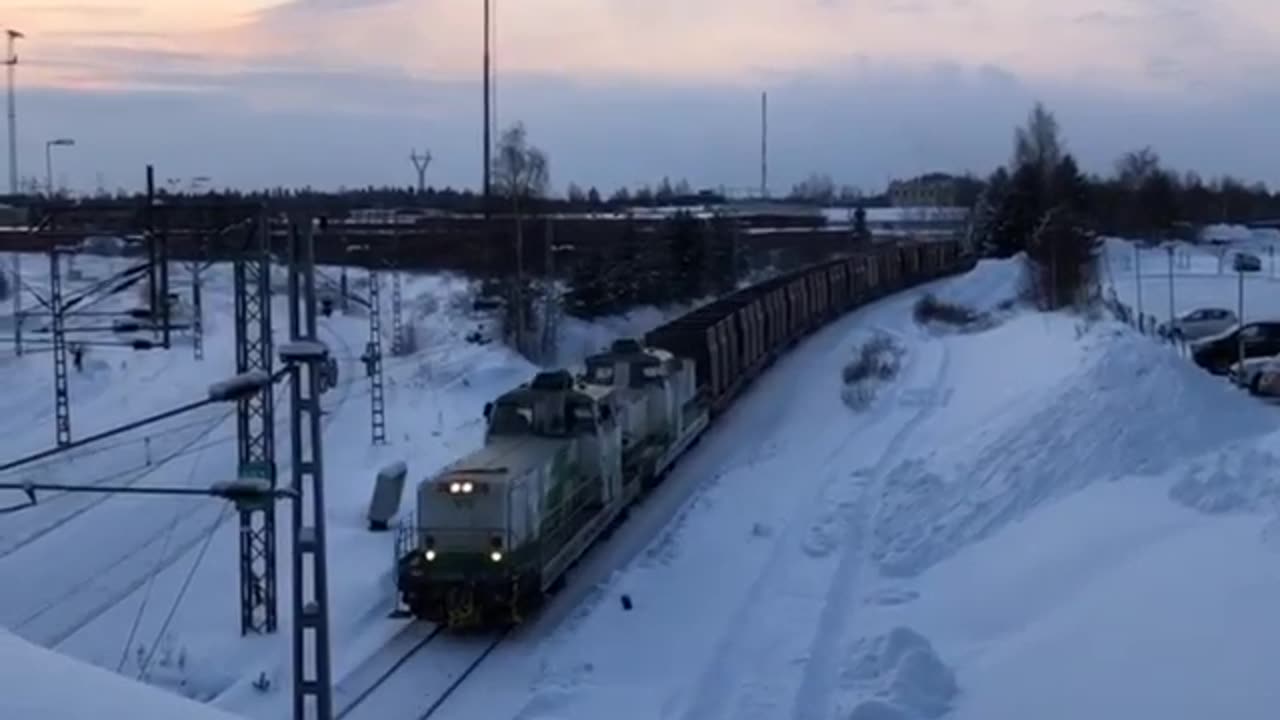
[6,1,1280,194]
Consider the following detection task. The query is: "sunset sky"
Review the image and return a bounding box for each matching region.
[6,0,1280,193]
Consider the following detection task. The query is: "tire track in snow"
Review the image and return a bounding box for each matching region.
[790,335,951,720]
[675,326,943,720]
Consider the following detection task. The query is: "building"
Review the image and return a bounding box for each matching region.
[887,173,961,208]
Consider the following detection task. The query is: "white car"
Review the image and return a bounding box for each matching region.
[1166,307,1238,341]
[1228,355,1280,391]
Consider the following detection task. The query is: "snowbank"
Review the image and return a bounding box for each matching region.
[1199,223,1255,243]
[876,319,1276,579]
[0,628,243,720]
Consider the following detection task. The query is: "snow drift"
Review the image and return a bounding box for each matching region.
[0,628,243,720]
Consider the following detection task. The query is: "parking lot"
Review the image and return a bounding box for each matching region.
[1105,238,1280,397]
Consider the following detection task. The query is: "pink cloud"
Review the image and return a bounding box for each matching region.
[8,0,1280,97]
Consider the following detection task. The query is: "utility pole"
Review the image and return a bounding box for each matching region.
[191,258,204,361]
[234,213,278,635]
[390,264,404,357]
[158,189,171,350]
[50,243,71,447]
[410,149,431,195]
[760,91,768,199]
[366,266,386,445]
[5,29,20,195]
[483,0,492,218]
[146,166,159,321]
[281,217,334,720]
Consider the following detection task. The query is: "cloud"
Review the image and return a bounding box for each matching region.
[10,4,145,19]
[9,0,1280,194]
[16,57,1280,197]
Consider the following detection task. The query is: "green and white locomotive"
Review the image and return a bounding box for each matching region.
[394,339,708,629]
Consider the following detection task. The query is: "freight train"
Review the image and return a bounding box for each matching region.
[394,237,976,629]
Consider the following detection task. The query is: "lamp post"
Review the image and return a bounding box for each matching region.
[5,30,21,359]
[45,137,74,197]
[5,28,22,196]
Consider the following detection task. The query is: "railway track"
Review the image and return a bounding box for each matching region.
[334,625,509,720]
[5,318,359,649]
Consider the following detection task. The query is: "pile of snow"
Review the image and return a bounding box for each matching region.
[1199,223,1255,243]
[844,627,958,720]
[0,628,243,720]
[926,255,1026,313]
[879,319,1276,578]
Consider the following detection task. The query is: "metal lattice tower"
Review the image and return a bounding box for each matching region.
[11,254,20,356]
[49,247,70,447]
[390,268,404,356]
[284,218,334,720]
[367,270,386,445]
[233,215,278,635]
[191,260,204,361]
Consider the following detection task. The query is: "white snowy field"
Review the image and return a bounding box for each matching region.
[8,241,1280,720]
[0,251,689,719]
[1101,232,1280,326]
[436,250,1280,720]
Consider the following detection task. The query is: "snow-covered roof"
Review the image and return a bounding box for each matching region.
[0,629,243,720]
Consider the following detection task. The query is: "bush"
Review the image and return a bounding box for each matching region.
[913,294,985,327]
[841,333,905,410]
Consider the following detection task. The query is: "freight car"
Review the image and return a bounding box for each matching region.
[394,238,975,629]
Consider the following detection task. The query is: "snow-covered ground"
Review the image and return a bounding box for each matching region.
[434,247,1280,720]
[8,237,1280,720]
[0,251,690,719]
[0,627,242,720]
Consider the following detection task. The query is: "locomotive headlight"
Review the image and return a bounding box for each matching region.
[462,481,474,494]
[489,550,503,563]
[449,481,462,494]
[424,549,437,562]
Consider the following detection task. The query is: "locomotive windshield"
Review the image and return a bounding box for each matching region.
[586,361,615,385]
[488,401,534,436]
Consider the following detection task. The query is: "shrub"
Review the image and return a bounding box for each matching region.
[841,333,905,410]
[913,294,984,327]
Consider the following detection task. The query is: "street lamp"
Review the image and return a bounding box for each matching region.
[45,137,74,197]
[5,28,22,196]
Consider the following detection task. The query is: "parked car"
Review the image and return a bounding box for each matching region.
[1191,321,1280,375]
[1228,354,1280,392]
[1256,364,1280,397]
[1164,307,1238,341]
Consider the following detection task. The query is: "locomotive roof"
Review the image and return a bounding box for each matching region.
[583,340,674,366]
[495,375,617,406]
[438,434,568,483]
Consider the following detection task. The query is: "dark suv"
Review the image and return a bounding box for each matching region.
[1191,321,1280,374]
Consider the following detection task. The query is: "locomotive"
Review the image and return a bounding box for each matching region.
[394,238,975,629]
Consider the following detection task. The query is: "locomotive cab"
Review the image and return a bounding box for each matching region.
[398,370,625,627]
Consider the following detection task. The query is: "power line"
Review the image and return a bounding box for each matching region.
[137,503,230,681]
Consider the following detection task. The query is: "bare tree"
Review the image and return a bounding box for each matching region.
[493,122,551,359]
[790,172,836,203]
[1115,146,1161,190]
[1013,101,1063,180]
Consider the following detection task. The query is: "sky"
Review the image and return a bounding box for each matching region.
[5,0,1280,195]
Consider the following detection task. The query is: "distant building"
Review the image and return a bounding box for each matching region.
[887,173,961,208]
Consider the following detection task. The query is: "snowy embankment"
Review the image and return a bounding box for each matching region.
[446,253,1280,720]
[0,252,691,719]
[0,627,241,720]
